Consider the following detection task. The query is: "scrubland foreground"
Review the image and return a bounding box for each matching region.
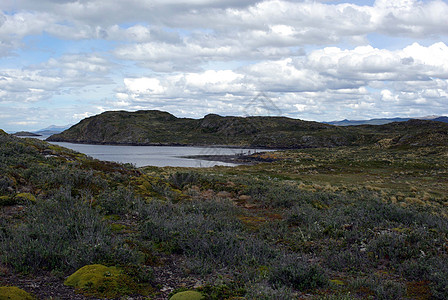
[0,129,447,299]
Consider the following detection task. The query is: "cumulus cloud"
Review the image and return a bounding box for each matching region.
[110,42,448,121]
[307,42,448,82]
[1,0,448,131]
[0,53,114,103]
[2,0,448,53]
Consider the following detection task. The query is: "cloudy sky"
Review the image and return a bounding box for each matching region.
[1,0,448,132]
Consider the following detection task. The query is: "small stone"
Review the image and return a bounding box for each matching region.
[238,195,251,201]
[217,191,231,198]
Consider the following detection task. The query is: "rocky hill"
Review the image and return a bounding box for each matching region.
[12,131,42,137]
[47,110,448,149]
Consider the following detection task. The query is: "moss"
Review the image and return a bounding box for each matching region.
[64,264,120,289]
[64,264,146,298]
[0,196,16,206]
[169,291,205,300]
[109,223,128,232]
[0,286,34,300]
[14,193,36,203]
[330,279,345,286]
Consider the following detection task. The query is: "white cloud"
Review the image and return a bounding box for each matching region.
[124,78,166,95]
[1,0,448,131]
[2,0,447,56]
[0,53,114,103]
[108,42,448,122]
[307,42,448,82]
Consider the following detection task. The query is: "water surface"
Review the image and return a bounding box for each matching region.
[49,141,265,168]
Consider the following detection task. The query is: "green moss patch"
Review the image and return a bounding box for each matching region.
[64,264,150,298]
[0,196,16,207]
[169,290,204,300]
[14,193,36,203]
[0,286,34,300]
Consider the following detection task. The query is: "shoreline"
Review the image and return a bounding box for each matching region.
[47,139,282,150]
[181,151,280,165]
[45,138,284,150]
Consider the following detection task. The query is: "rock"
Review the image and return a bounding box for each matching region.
[216,191,232,198]
[200,189,215,199]
[238,195,251,201]
[169,290,204,300]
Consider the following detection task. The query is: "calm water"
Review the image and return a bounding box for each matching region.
[48,140,267,168]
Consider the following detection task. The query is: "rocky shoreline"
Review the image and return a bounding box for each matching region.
[182,151,280,165]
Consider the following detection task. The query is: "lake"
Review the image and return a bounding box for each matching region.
[48,140,268,168]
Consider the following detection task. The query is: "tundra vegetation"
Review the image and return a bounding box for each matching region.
[0,122,447,299]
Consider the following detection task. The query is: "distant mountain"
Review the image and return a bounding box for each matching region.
[47,110,448,149]
[433,116,448,123]
[34,124,72,136]
[38,124,72,131]
[326,116,448,126]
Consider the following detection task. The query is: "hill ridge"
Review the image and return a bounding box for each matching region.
[47,110,448,149]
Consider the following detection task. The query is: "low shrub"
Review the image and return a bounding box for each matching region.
[97,186,138,215]
[244,282,293,300]
[169,171,200,189]
[0,189,136,273]
[269,255,328,291]
[139,199,276,272]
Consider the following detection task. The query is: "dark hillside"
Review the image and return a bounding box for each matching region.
[48,110,448,149]
[48,110,364,148]
[352,119,448,147]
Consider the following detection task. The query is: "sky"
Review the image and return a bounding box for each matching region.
[1,0,448,132]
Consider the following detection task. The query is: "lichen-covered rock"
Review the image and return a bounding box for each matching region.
[0,286,34,300]
[169,290,204,300]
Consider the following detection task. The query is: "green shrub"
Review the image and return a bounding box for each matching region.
[428,257,448,299]
[139,199,276,272]
[326,247,370,272]
[169,171,200,189]
[269,255,328,291]
[348,276,405,299]
[399,259,431,281]
[97,186,138,215]
[0,176,13,194]
[0,189,136,273]
[374,280,406,300]
[244,283,293,299]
